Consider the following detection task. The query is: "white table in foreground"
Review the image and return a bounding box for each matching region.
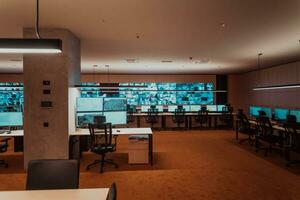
[0,188,109,200]
[70,128,154,165]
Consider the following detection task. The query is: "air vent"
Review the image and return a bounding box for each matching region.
[124,59,138,63]
[10,59,22,62]
[161,60,173,63]
[194,59,210,64]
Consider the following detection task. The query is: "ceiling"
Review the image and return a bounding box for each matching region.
[0,0,300,74]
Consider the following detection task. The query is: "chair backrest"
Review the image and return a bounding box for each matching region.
[284,122,300,152]
[286,115,297,124]
[196,110,208,123]
[239,114,251,132]
[256,116,273,136]
[26,159,79,190]
[106,182,117,200]
[89,123,113,147]
[146,108,159,123]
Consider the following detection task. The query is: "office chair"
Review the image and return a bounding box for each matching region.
[286,115,297,124]
[172,108,186,128]
[0,138,10,168]
[255,116,284,156]
[26,159,79,190]
[106,182,117,200]
[195,109,208,128]
[219,106,233,128]
[283,122,300,167]
[145,108,159,128]
[237,114,256,145]
[127,107,135,124]
[86,123,118,173]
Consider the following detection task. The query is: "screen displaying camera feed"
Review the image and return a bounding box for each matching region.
[0,112,23,126]
[0,83,23,112]
[76,98,103,112]
[104,98,127,111]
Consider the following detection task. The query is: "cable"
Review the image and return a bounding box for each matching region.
[35,0,41,39]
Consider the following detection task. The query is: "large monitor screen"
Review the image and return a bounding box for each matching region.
[76,98,103,112]
[217,105,225,112]
[261,107,272,118]
[103,111,127,125]
[104,98,127,111]
[0,112,23,126]
[290,109,300,123]
[190,105,201,112]
[249,106,262,117]
[274,108,289,120]
[207,105,217,112]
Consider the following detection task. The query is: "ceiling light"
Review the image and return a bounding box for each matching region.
[0,0,62,54]
[0,39,62,53]
[253,84,300,91]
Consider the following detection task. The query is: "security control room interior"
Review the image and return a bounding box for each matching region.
[0,1,300,200]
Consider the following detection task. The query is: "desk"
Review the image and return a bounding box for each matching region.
[0,188,109,200]
[70,128,153,165]
[133,112,234,129]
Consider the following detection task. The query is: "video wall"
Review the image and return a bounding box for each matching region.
[0,83,23,112]
[80,82,214,105]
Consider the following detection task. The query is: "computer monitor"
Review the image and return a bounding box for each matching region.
[141,105,151,112]
[0,112,23,126]
[76,98,103,112]
[155,105,164,112]
[217,105,225,112]
[103,111,127,125]
[249,106,262,117]
[76,112,103,127]
[103,98,127,111]
[206,105,217,112]
[261,107,272,118]
[290,109,300,123]
[274,108,289,121]
[190,105,201,112]
[168,105,178,112]
[181,105,190,112]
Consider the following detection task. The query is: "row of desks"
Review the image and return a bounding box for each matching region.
[131,112,234,129]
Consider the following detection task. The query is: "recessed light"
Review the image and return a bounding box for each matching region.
[220,23,226,28]
[124,59,138,63]
[10,59,22,62]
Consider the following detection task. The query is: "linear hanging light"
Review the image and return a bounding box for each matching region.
[0,0,62,54]
[253,40,300,91]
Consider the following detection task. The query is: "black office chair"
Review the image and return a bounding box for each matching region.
[26,159,79,190]
[219,106,233,128]
[106,182,117,200]
[283,122,300,167]
[255,116,284,156]
[237,114,256,145]
[172,108,186,128]
[127,107,135,124]
[0,138,10,168]
[145,108,159,128]
[195,109,208,128]
[86,123,118,173]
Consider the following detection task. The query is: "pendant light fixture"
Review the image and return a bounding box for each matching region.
[253,41,300,91]
[0,0,62,54]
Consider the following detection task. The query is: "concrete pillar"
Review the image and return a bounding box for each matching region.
[23,28,80,169]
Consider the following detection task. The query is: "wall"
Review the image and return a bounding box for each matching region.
[228,61,300,114]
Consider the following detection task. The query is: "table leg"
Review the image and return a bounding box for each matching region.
[137,116,141,128]
[235,120,239,141]
[148,134,153,165]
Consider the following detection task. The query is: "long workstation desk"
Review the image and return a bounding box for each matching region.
[0,188,109,200]
[0,128,154,165]
[132,112,235,129]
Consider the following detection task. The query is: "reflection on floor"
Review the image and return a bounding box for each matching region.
[0,130,300,200]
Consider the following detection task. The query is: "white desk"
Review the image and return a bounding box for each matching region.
[0,188,109,200]
[0,130,23,137]
[70,128,153,165]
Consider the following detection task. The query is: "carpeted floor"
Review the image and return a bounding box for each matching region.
[0,130,300,200]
